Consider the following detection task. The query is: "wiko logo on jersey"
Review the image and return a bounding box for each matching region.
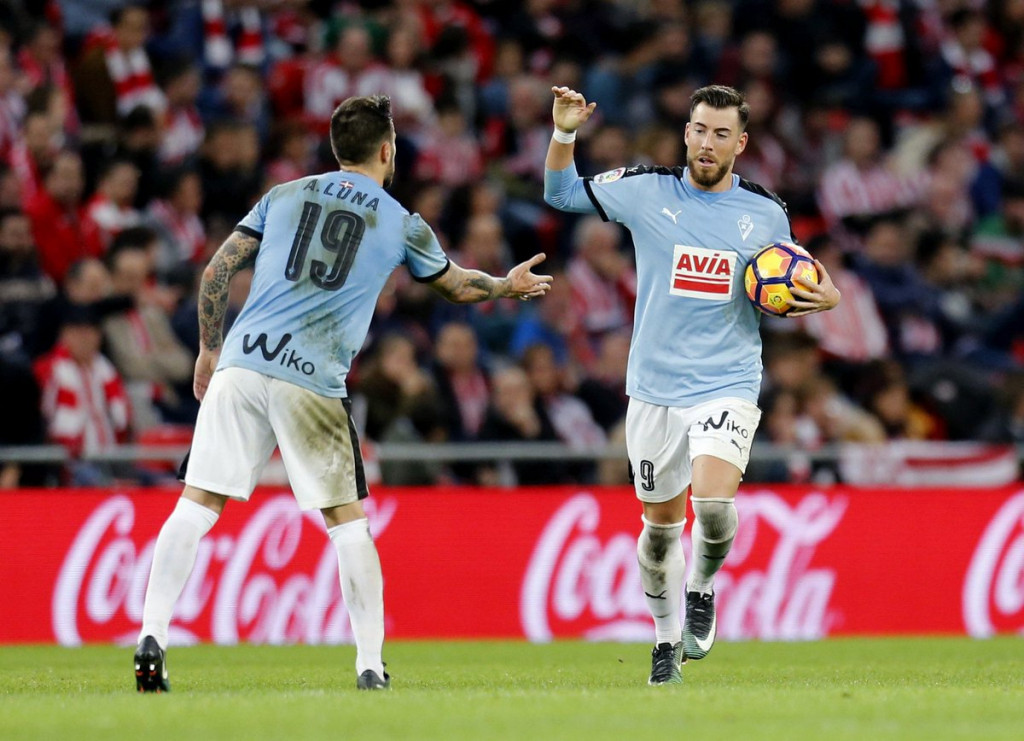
[242,332,316,376]
[669,245,736,300]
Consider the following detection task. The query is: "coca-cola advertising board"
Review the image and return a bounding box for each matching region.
[1,485,1022,645]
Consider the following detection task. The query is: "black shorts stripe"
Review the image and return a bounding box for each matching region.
[342,397,369,500]
[581,178,610,222]
[177,448,191,483]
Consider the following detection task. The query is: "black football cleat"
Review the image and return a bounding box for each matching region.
[683,590,717,660]
[134,635,170,693]
[647,642,683,686]
[356,668,391,690]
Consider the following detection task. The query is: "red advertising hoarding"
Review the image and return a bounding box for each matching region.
[1,486,1022,645]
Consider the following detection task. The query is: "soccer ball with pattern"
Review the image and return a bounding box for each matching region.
[743,242,818,316]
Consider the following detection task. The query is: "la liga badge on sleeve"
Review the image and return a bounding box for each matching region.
[593,167,625,185]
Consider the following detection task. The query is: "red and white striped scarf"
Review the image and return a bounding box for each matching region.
[34,343,131,454]
[148,199,206,263]
[104,37,165,116]
[202,0,264,69]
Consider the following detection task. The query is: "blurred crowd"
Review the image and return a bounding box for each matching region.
[2,0,1024,488]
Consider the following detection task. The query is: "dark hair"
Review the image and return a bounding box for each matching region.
[689,85,750,130]
[329,95,394,166]
[107,226,158,270]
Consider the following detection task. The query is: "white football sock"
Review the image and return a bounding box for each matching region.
[328,518,385,676]
[637,516,686,646]
[139,497,219,649]
[688,497,738,595]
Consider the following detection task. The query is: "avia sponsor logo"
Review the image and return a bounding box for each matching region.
[699,411,750,439]
[242,332,316,376]
[963,492,1024,636]
[51,495,397,646]
[519,491,845,641]
[669,245,735,300]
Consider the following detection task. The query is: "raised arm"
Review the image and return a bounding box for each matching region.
[543,87,603,213]
[545,86,596,171]
[428,254,552,304]
[193,230,260,400]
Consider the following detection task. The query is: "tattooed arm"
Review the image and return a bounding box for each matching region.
[193,230,261,400]
[429,253,552,304]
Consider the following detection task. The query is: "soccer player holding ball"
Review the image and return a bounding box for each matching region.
[544,84,840,685]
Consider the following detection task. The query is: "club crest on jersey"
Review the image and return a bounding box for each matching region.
[593,167,625,185]
[737,214,754,241]
[669,245,736,300]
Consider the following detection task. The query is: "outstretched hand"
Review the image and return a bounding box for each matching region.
[787,260,842,317]
[551,86,597,133]
[506,253,553,302]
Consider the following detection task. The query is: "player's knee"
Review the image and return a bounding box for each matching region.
[637,517,685,566]
[691,498,737,543]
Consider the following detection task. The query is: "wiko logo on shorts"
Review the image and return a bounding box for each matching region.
[670,245,736,300]
[699,411,750,439]
[242,332,316,376]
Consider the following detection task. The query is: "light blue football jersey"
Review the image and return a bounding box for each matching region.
[217,171,449,397]
[545,162,794,407]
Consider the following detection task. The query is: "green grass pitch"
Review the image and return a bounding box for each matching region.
[1,638,1022,740]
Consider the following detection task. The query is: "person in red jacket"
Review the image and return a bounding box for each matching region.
[24,150,103,285]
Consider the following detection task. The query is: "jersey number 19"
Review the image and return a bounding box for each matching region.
[285,200,366,291]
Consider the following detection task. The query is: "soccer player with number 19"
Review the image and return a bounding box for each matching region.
[543,84,841,685]
[133,95,552,693]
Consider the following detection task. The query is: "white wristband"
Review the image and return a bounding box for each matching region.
[552,128,577,144]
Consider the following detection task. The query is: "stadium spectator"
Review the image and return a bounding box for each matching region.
[8,109,60,205]
[264,119,316,188]
[33,303,131,481]
[101,231,194,429]
[72,5,165,126]
[30,257,120,358]
[156,57,205,166]
[303,25,391,132]
[430,321,490,442]
[0,208,56,360]
[509,268,591,369]
[521,342,606,481]
[199,63,271,142]
[354,333,447,485]
[854,358,945,439]
[796,233,890,383]
[198,120,264,223]
[146,167,207,273]
[17,22,77,136]
[413,99,483,187]
[84,157,143,249]
[24,150,103,285]
[566,215,635,351]
[817,116,926,232]
[477,365,568,486]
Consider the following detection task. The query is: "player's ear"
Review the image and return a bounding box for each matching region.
[380,139,392,165]
[735,131,748,156]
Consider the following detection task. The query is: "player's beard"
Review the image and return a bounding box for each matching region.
[687,152,732,188]
[383,158,396,190]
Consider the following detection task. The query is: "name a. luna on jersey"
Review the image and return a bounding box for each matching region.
[302,179,381,211]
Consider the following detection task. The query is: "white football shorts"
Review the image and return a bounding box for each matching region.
[181,366,368,510]
[625,396,762,503]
